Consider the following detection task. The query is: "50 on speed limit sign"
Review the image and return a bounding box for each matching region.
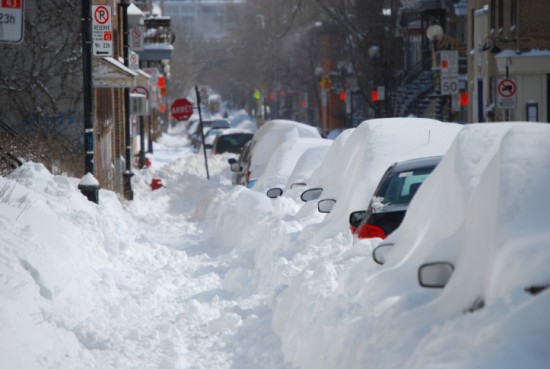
[441,75,459,96]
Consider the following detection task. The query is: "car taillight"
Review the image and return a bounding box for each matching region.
[357,224,387,239]
[246,171,251,183]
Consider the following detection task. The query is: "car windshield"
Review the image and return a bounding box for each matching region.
[376,166,435,205]
[216,133,253,154]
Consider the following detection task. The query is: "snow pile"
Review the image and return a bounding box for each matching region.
[1,118,549,369]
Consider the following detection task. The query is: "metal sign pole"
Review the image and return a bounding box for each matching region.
[195,86,210,180]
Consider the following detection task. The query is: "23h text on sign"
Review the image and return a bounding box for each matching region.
[0,0,24,44]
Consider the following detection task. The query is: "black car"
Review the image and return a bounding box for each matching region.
[213,131,253,155]
[228,140,253,185]
[349,156,442,240]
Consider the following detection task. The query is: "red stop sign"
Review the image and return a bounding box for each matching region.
[171,98,193,121]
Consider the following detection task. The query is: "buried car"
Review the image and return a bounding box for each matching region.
[228,140,253,185]
[298,128,356,204]
[349,156,442,240]
[296,118,462,243]
[253,137,332,198]
[361,122,550,325]
[308,122,550,369]
[232,119,321,188]
[212,129,253,155]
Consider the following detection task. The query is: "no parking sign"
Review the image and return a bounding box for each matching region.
[497,78,517,109]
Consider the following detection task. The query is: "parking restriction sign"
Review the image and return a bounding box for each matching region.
[497,78,517,109]
[92,5,113,57]
[0,0,24,44]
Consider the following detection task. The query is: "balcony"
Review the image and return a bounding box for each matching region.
[136,16,174,62]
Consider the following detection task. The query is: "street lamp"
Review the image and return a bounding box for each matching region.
[426,24,444,44]
[368,45,380,59]
[127,3,148,169]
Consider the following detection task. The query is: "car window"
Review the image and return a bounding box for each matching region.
[215,133,253,154]
[380,167,434,205]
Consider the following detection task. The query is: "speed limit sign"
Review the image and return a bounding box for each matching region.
[441,75,459,96]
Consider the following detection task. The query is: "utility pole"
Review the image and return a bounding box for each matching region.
[79,0,100,203]
[81,0,93,176]
[120,0,134,200]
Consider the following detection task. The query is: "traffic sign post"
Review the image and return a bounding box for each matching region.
[439,50,458,96]
[92,4,113,57]
[198,86,209,101]
[129,51,139,71]
[129,26,144,51]
[496,78,517,109]
[194,86,210,180]
[171,98,194,121]
[320,78,332,91]
[0,0,24,44]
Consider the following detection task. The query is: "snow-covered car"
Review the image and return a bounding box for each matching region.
[228,140,253,185]
[202,128,223,149]
[362,123,550,353]
[296,118,462,243]
[211,118,231,129]
[186,119,200,140]
[349,156,442,240]
[299,128,355,203]
[285,144,332,192]
[211,129,253,155]
[251,137,332,198]
[190,120,213,149]
[238,119,321,188]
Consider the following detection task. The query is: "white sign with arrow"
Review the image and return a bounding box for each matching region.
[92,4,113,57]
[0,0,24,44]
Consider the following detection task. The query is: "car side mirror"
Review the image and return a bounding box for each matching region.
[301,188,323,202]
[318,199,336,213]
[290,182,306,190]
[228,158,237,164]
[229,162,241,172]
[266,188,283,198]
[418,262,454,288]
[372,243,394,265]
[349,210,367,228]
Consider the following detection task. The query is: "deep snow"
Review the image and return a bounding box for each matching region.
[1,118,549,369]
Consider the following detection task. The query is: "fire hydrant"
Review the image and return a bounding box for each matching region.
[151,178,163,190]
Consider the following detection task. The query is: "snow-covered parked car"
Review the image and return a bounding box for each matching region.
[348,156,442,241]
[285,144,332,192]
[211,128,253,155]
[235,119,321,188]
[356,122,550,368]
[251,137,332,198]
[297,118,463,243]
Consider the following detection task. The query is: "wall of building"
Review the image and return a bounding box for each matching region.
[468,0,550,123]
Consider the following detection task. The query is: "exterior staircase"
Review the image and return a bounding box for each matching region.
[391,58,442,120]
